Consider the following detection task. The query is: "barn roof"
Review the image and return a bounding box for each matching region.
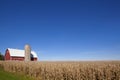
[7,48,37,58]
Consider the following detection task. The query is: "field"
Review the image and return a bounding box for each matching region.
[0,67,33,80]
[0,61,120,80]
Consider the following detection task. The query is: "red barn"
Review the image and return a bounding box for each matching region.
[5,48,38,61]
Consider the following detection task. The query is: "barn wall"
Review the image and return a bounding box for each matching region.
[5,49,10,60]
[33,58,37,61]
[11,57,24,61]
[31,57,37,61]
[11,57,37,61]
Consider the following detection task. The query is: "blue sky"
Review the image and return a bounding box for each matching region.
[0,0,120,61]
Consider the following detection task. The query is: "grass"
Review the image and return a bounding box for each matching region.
[0,68,33,80]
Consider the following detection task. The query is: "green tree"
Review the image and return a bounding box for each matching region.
[0,52,4,60]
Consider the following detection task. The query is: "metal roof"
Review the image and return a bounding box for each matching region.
[7,48,38,58]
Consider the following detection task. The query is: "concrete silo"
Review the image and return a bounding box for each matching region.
[24,44,31,61]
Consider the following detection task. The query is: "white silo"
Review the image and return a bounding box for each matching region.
[24,44,31,61]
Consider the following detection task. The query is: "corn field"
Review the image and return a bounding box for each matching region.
[0,61,120,80]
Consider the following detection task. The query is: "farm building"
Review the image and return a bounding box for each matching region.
[5,48,38,61]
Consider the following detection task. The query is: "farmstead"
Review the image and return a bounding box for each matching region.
[4,45,38,61]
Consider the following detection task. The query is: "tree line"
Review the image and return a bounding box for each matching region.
[0,52,4,60]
